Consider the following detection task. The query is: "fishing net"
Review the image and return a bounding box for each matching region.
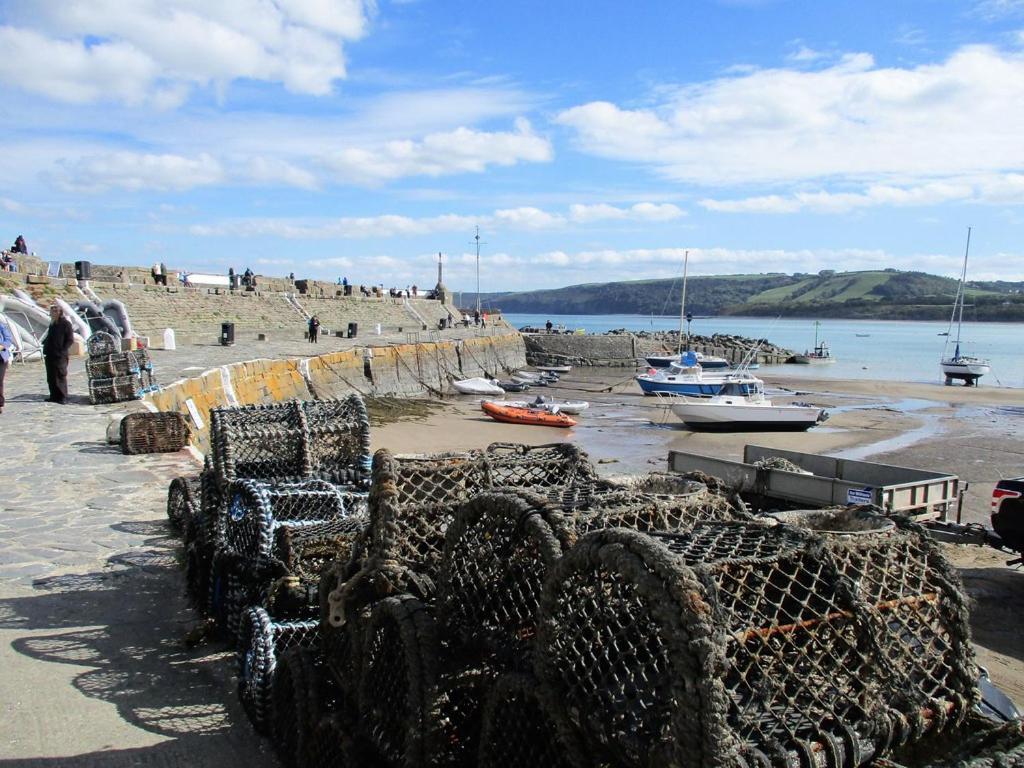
[438,490,575,664]
[478,673,585,768]
[237,606,319,734]
[535,517,981,768]
[209,397,371,487]
[120,411,189,454]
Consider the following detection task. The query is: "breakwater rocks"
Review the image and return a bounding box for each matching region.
[523,330,792,368]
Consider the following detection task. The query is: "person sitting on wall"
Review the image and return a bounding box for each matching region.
[360,285,370,297]
[12,235,27,254]
[0,252,13,271]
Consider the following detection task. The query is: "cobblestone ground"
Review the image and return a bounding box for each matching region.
[0,326,514,765]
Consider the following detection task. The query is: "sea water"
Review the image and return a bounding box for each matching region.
[504,313,1024,389]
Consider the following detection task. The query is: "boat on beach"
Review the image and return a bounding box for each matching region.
[940,227,990,386]
[534,364,572,373]
[668,380,828,431]
[645,350,731,369]
[480,400,576,427]
[636,353,763,397]
[453,377,504,395]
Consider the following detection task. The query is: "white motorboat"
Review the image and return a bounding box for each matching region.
[535,365,572,373]
[940,228,990,386]
[668,380,827,431]
[637,354,762,397]
[790,322,834,364]
[453,377,505,395]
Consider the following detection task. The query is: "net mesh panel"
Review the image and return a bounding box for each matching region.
[536,521,985,768]
[482,442,598,506]
[210,397,371,487]
[86,331,118,358]
[120,411,189,454]
[357,595,439,768]
[478,673,582,768]
[439,491,575,664]
[575,487,740,535]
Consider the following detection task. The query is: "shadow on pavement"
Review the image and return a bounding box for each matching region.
[0,519,277,767]
[960,565,1024,663]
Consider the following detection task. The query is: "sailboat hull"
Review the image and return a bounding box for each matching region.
[941,358,990,385]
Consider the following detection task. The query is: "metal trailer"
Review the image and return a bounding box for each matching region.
[667,444,960,521]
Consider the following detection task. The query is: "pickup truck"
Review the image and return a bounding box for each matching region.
[991,477,1024,556]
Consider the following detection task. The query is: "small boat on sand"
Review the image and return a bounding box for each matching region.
[480,400,576,427]
[497,380,531,392]
[453,377,504,395]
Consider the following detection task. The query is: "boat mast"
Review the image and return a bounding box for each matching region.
[677,250,689,355]
[954,226,971,352]
[474,226,482,318]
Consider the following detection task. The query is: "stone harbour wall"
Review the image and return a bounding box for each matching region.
[146,333,526,453]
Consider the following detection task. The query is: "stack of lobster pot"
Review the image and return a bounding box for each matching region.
[265,449,1024,768]
[85,331,157,404]
[164,396,372,733]
[258,443,737,768]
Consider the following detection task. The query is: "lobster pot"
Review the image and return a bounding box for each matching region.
[574,486,740,535]
[387,450,486,509]
[438,491,575,662]
[210,396,371,486]
[273,515,368,584]
[166,475,201,533]
[478,673,584,768]
[120,411,189,454]
[483,442,598,507]
[536,521,979,768]
[223,479,367,575]
[237,606,319,732]
[355,595,491,768]
[86,331,119,358]
[86,352,139,379]
[88,373,143,404]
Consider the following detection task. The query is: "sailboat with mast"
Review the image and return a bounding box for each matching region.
[645,250,730,369]
[941,227,990,386]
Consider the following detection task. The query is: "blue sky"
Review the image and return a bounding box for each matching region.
[2,0,1024,293]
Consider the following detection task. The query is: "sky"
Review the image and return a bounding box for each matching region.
[2,0,1024,294]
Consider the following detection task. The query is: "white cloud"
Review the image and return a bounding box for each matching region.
[188,200,687,238]
[242,157,319,190]
[55,152,224,192]
[0,1,372,106]
[322,118,552,183]
[1,197,29,214]
[569,202,685,223]
[701,175,1024,213]
[557,45,1024,189]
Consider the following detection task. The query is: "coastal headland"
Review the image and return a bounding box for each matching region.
[2,266,1023,763]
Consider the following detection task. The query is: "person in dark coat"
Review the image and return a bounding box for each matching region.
[12,235,27,254]
[308,316,320,343]
[43,304,75,404]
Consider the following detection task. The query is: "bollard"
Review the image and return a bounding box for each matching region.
[163,328,176,351]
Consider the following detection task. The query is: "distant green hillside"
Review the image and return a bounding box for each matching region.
[472,269,1024,321]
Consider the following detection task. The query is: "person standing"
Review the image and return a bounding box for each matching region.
[43,304,74,404]
[308,316,320,343]
[0,318,14,414]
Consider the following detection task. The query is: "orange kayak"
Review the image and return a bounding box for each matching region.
[480,400,576,428]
